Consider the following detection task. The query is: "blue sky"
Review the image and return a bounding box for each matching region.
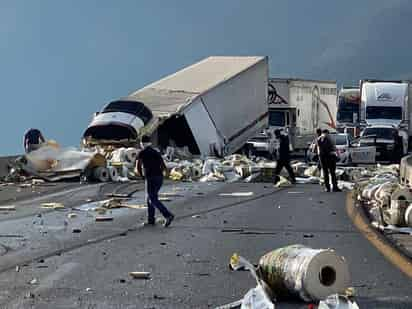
[1,0,411,155]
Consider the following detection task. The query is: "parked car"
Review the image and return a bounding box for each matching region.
[306,133,351,165]
[245,132,278,159]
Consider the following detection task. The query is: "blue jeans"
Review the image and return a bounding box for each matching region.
[146,176,172,223]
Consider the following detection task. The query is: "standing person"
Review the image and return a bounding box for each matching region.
[274,129,296,184]
[308,128,323,173]
[317,129,341,192]
[24,128,45,153]
[136,135,174,227]
[393,131,403,164]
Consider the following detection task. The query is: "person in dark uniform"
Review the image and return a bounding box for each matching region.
[274,129,296,183]
[393,131,403,164]
[317,129,341,192]
[24,128,45,153]
[136,135,174,227]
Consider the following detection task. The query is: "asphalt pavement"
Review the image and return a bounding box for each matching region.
[0,182,411,308]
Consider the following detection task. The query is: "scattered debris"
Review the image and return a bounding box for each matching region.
[41,202,64,209]
[129,271,151,280]
[29,278,38,285]
[158,197,172,202]
[275,176,292,187]
[95,216,114,222]
[72,228,81,233]
[221,228,244,233]
[195,273,210,277]
[303,234,314,238]
[67,213,77,219]
[219,192,254,197]
[0,205,16,211]
[318,294,360,309]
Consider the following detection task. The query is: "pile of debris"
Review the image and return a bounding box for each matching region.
[354,162,412,231]
[164,153,279,183]
[1,141,145,183]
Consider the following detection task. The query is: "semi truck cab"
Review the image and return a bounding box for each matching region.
[267,106,297,149]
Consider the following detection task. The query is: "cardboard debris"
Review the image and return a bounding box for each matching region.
[95,216,114,222]
[158,197,172,202]
[219,192,254,197]
[41,202,65,209]
[318,294,360,309]
[0,205,16,211]
[122,204,147,210]
[129,271,151,279]
[275,176,292,187]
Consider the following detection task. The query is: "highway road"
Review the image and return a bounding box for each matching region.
[0,181,410,308]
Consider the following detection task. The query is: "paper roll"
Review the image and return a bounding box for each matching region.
[192,166,202,179]
[405,205,412,227]
[374,182,398,207]
[111,148,127,163]
[125,148,138,163]
[362,183,382,200]
[108,166,120,182]
[384,199,409,226]
[258,245,351,302]
[93,167,110,182]
[391,186,412,202]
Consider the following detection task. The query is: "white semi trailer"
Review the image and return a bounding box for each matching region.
[360,80,411,154]
[83,56,269,157]
[267,78,337,151]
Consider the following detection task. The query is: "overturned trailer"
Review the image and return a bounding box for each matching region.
[83,56,269,157]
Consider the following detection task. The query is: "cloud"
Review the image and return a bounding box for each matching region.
[310,0,412,83]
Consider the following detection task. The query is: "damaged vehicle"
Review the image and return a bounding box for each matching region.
[83,100,153,148]
[82,56,269,157]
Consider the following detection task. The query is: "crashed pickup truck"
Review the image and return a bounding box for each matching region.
[82,56,269,157]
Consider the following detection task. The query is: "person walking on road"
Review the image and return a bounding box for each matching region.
[24,128,45,153]
[274,129,296,184]
[317,129,341,192]
[136,135,174,227]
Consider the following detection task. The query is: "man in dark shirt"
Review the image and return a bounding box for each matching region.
[317,129,341,192]
[24,128,45,153]
[136,135,174,227]
[274,129,296,184]
[393,131,403,164]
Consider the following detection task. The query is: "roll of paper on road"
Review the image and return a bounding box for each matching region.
[258,244,351,302]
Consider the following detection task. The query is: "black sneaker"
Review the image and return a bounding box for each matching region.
[163,215,174,228]
[333,188,342,192]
